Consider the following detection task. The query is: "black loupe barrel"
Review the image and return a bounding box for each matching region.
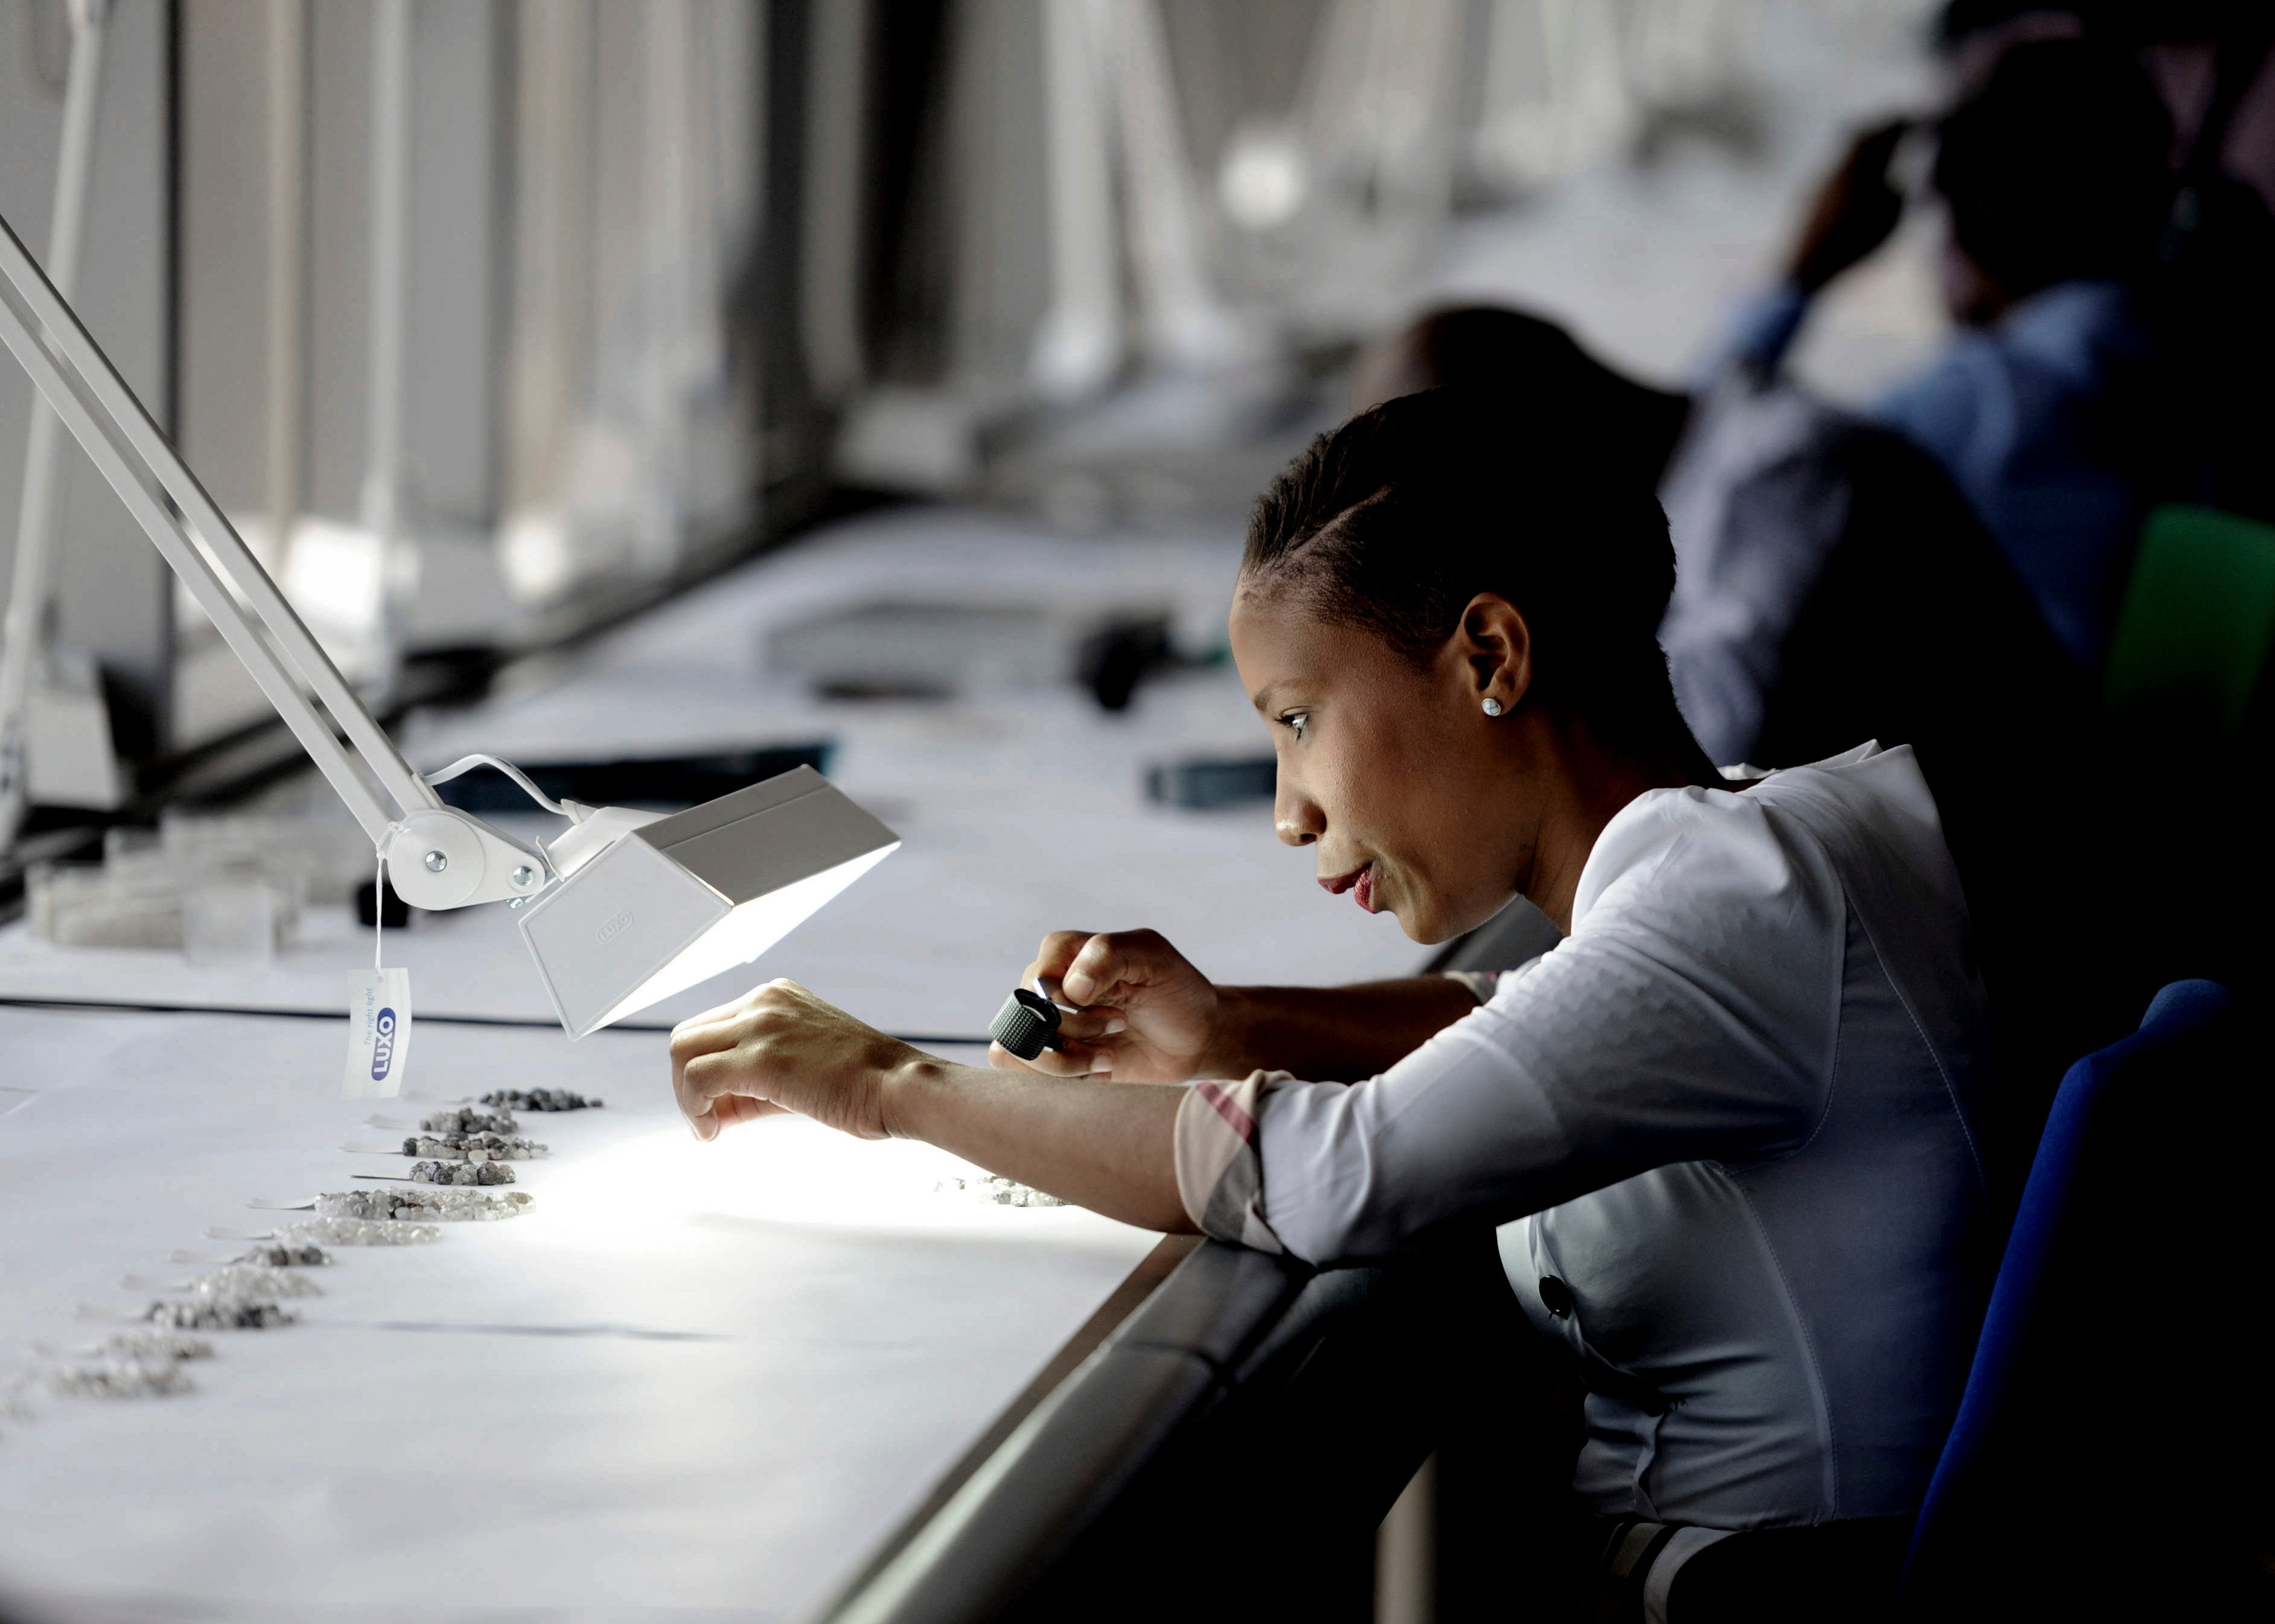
[989,987,1063,1061]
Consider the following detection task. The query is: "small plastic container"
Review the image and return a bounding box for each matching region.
[27,861,183,951]
[27,859,295,957]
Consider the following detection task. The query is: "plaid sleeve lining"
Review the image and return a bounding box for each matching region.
[1173,1071,1291,1253]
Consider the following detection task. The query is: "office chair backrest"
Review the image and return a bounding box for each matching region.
[2104,505,2275,745]
[1898,979,2267,1620]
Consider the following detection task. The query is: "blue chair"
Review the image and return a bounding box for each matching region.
[1898,980,2266,1619]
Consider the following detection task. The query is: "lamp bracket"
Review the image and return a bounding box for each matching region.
[383,810,551,911]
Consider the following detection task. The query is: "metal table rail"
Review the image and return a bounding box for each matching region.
[816,1237,1318,1624]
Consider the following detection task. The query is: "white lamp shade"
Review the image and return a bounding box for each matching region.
[517,766,899,1038]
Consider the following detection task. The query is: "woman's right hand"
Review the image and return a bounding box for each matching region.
[991,929,1222,1083]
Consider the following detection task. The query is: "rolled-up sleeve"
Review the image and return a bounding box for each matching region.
[1173,1071,1292,1252]
[1442,970,1501,1004]
[1200,790,1851,1266]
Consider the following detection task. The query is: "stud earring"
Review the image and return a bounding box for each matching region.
[1482,698,1504,717]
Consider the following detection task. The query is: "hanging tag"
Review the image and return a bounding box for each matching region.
[348,851,410,1098]
[345,967,413,1098]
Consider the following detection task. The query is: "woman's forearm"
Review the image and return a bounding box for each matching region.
[817,975,1481,1229]
[1202,976,1480,1081]
[883,1058,1195,1232]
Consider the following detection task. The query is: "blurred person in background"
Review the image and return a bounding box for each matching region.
[1349,307,2129,1208]
[1934,1,2275,520]
[1919,2,2275,999]
[1723,37,2174,673]
[1348,308,2078,783]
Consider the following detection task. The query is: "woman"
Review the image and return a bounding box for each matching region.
[669,390,1993,1609]
[1350,302,2127,1212]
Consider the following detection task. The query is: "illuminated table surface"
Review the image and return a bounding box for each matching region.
[0,1009,1159,1623]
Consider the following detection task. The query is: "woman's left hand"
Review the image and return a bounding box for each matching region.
[669,979,922,1142]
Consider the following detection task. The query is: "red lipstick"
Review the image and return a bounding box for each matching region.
[1319,863,1377,911]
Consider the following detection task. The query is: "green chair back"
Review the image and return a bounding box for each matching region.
[2103,505,2275,742]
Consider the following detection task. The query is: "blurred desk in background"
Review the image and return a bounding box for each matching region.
[2,507,1421,1036]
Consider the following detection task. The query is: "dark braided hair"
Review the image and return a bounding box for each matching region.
[1242,388,1686,751]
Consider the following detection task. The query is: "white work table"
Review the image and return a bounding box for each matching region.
[0,509,1427,1622]
[0,1011,1157,1622]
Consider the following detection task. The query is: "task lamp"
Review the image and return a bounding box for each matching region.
[0,206,898,1038]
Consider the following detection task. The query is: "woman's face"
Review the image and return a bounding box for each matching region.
[1228,584,1539,945]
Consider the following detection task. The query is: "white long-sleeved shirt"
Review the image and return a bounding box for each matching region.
[1173,744,1993,1528]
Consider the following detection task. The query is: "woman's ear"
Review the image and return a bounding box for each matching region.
[1459,594,1533,713]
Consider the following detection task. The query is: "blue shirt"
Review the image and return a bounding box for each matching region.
[1720,279,2151,669]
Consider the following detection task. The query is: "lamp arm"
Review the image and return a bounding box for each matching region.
[0,206,550,910]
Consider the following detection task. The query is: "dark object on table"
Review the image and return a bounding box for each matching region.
[1146,755,1275,809]
[431,743,832,814]
[989,988,1062,1061]
[1076,615,1174,712]
[356,873,410,929]
[772,601,1184,708]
